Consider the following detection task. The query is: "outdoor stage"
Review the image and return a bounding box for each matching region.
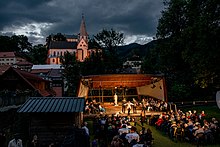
[84,102,163,118]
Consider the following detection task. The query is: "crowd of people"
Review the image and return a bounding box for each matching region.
[2,96,219,147]
[85,100,106,115]
[85,114,154,147]
[150,109,220,145]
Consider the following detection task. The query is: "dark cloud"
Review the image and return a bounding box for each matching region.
[0,0,164,44]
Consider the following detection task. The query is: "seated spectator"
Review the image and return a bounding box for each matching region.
[155,115,163,130]
[169,121,177,139]
[174,122,184,141]
[110,135,124,147]
[204,125,214,144]
[199,111,206,120]
[98,104,106,114]
[125,126,140,144]
[193,124,205,145]
[118,125,129,136]
[85,105,90,114]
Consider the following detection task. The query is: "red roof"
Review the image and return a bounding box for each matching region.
[15,60,33,66]
[31,69,50,74]
[14,68,49,82]
[0,65,11,75]
[0,52,15,58]
[0,65,55,97]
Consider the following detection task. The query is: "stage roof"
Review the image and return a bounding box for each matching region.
[81,74,164,88]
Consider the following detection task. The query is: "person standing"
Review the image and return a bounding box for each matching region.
[114,93,118,106]
[141,98,146,114]
[82,122,90,147]
[8,133,23,147]
[126,101,134,116]
[132,98,138,113]
[30,135,39,147]
[122,98,127,113]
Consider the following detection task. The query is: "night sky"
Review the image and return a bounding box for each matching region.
[0,0,164,45]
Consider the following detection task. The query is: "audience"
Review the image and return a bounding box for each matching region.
[150,108,219,145]
[84,97,220,146]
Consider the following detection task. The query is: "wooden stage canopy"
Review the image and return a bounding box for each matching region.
[78,74,167,102]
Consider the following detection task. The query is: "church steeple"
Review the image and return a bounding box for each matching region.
[79,14,88,42]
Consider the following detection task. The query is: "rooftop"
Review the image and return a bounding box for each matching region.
[17,97,85,113]
[0,52,15,58]
[49,41,77,49]
[32,64,63,70]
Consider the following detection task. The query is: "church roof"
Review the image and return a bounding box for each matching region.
[49,41,77,49]
[80,15,88,36]
[64,34,78,39]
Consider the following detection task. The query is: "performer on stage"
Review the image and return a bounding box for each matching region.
[132,98,138,113]
[141,98,146,114]
[122,98,127,113]
[126,101,134,115]
[114,93,118,106]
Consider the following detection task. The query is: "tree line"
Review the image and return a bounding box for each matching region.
[142,0,220,101]
[0,0,219,101]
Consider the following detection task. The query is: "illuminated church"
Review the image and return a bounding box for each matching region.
[47,15,98,64]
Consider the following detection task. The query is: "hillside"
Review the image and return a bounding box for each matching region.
[118,40,158,61]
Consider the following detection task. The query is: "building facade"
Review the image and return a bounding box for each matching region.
[31,65,64,97]
[47,15,99,64]
[0,52,25,65]
[0,52,33,71]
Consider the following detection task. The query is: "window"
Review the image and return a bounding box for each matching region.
[53,59,55,62]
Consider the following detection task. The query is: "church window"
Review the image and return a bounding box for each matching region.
[53,51,56,56]
[53,59,55,62]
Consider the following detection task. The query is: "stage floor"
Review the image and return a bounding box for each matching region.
[84,102,162,118]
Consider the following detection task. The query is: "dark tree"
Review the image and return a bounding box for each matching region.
[28,44,48,64]
[60,52,81,96]
[81,50,105,75]
[142,0,220,101]
[0,35,32,52]
[93,29,124,73]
